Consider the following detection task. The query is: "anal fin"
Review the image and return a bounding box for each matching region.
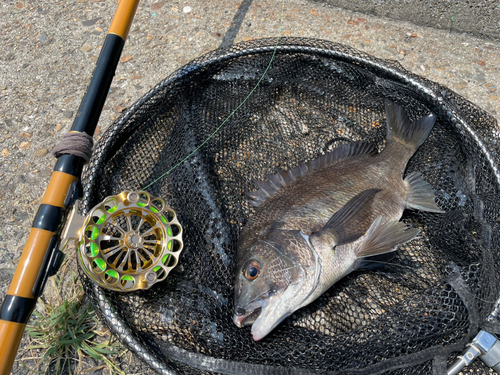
[354,216,419,262]
[405,172,445,213]
[354,252,396,271]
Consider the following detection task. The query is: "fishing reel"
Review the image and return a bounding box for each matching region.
[62,191,183,292]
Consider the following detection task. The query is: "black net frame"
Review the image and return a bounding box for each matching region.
[80,38,500,374]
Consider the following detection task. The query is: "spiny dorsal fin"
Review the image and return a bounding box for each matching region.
[247,141,378,207]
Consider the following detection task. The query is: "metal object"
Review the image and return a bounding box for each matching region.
[447,343,481,375]
[475,331,500,372]
[63,191,183,292]
[448,331,500,375]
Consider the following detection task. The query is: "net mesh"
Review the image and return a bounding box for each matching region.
[80,38,500,374]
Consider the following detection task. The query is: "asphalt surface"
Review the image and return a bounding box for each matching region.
[313,0,500,40]
[0,0,499,373]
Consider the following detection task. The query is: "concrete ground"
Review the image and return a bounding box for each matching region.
[0,0,498,373]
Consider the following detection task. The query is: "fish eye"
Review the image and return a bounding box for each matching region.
[243,260,261,281]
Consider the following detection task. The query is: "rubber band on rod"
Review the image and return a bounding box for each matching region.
[52,132,94,162]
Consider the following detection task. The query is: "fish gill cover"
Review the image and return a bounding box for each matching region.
[80,38,500,374]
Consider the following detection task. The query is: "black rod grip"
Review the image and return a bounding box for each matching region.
[70,33,125,135]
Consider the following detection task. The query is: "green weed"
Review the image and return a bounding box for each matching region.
[449,1,461,32]
[21,254,127,375]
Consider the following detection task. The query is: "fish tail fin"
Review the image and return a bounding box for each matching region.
[354,217,419,266]
[405,172,445,213]
[385,101,437,151]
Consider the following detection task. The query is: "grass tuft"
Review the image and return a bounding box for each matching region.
[20,252,127,375]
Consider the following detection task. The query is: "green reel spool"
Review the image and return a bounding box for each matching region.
[76,191,183,292]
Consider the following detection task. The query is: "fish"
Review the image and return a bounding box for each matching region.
[233,101,444,341]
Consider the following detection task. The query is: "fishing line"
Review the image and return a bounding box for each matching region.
[451,1,461,23]
[142,0,286,191]
[449,1,460,32]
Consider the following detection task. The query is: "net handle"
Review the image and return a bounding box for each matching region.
[0,2,140,374]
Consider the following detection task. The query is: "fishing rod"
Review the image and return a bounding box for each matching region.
[0,1,140,373]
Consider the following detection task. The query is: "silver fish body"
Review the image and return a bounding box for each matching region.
[233,102,444,341]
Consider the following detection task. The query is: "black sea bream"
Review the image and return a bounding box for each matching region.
[233,101,444,341]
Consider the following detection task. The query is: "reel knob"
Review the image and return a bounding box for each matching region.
[77,191,183,292]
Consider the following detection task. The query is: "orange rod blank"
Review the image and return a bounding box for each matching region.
[42,172,77,208]
[108,0,140,39]
[0,321,26,375]
[7,228,55,299]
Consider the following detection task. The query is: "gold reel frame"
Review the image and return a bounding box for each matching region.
[77,191,183,292]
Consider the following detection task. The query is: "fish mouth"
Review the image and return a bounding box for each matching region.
[233,301,264,328]
[234,295,287,341]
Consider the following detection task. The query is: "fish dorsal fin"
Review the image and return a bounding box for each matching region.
[247,141,378,207]
[318,141,378,168]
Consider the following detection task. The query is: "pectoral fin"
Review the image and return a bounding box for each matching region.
[311,188,381,247]
[354,217,419,268]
